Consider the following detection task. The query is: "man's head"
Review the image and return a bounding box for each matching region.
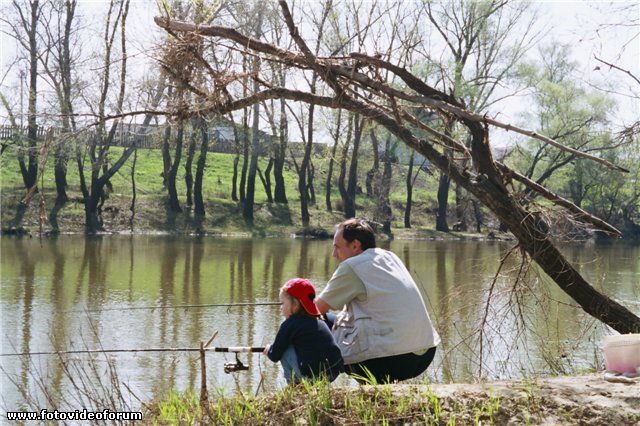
[332,218,376,262]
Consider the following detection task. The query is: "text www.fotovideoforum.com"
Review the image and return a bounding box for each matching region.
[6,408,142,422]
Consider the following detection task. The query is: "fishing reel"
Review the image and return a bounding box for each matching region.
[224,353,249,374]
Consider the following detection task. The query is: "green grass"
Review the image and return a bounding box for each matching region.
[143,377,535,426]
[1,143,475,235]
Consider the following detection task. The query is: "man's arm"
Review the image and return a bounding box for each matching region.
[316,262,366,314]
[314,297,334,315]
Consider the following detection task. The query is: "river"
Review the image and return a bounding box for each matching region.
[1,235,638,412]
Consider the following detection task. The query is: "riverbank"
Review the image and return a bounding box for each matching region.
[1,191,517,241]
[143,373,639,425]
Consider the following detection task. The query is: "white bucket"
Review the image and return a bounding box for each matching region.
[602,334,640,374]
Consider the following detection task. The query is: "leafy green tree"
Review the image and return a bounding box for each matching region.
[507,43,634,234]
[577,137,640,236]
[420,0,540,231]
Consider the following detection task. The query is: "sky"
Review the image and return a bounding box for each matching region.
[0,0,638,141]
[517,1,638,126]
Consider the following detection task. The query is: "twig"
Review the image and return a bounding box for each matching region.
[495,162,622,237]
[594,55,640,86]
[479,243,519,379]
[200,341,208,403]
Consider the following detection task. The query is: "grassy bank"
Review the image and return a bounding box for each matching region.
[147,379,501,425]
[1,146,486,238]
[141,374,638,425]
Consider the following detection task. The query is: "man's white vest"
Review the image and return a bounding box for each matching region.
[333,248,440,364]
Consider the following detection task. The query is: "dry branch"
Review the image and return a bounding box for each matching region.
[152,4,640,334]
[496,162,622,237]
[154,16,627,173]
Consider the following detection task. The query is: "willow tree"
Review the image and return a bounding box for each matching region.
[421,0,541,232]
[154,1,639,333]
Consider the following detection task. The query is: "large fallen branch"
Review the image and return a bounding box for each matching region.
[153,2,640,333]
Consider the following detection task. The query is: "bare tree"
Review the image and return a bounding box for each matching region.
[154,0,639,333]
[2,0,43,192]
[286,0,333,227]
[259,11,293,205]
[242,6,265,226]
[74,0,166,234]
[38,0,79,206]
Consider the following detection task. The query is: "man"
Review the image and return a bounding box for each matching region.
[315,218,440,383]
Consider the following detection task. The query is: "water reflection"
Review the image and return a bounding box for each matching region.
[1,236,638,412]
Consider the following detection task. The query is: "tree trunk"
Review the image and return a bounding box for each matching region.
[405,149,415,228]
[472,199,483,233]
[345,115,364,218]
[129,148,137,231]
[85,185,103,233]
[273,97,288,203]
[53,0,77,207]
[161,125,171,187]
[258,159,274,203]
[432,118,640,333]
[21,0,40,192]
[307,158,315,205]
[337,129,350,211]
[243,10,264,226]
[297,128,313,227]
[296,94,318,227]
[436,121,455,232]
[230,113,241,202]
[240,114,249,204]
[184,125,197,207]
[483,178,640,333]
[243,112,260,226]
[455,183,468,231]
[325,109,342,212]
[231,154,239,202]
[379,135,393,235]
[366,129,380,197]
[54,144,68,205]
[436,172,450,231]
[167,123,183,213]
[194,118,208,217]
[298,162,310,227]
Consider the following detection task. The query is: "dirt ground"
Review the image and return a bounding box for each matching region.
[406,373,640,425]
[248,373,639,425]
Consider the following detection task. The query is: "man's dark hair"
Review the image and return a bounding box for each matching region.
[337,218,376,250]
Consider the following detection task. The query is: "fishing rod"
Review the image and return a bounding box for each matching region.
[0,346,267,373]
[67,301,280,314]
[0,346,266,357]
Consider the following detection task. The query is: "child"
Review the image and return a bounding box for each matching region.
[264,278,344,384]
